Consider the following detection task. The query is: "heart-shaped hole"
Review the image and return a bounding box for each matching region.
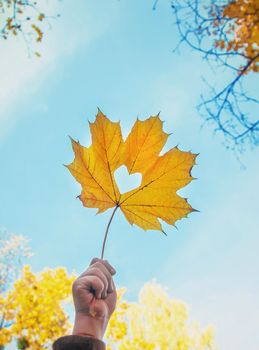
[114,165,142,193]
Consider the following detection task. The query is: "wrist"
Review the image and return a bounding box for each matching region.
[72,312,108,340]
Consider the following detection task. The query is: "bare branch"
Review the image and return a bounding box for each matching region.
[0,0,59,55]
[170,0,259,150]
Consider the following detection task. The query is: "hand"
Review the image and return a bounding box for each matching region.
[72,258,117,340]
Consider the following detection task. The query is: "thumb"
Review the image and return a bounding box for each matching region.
[89,298,98,317]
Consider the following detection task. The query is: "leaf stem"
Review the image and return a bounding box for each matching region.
[101,205,119,259]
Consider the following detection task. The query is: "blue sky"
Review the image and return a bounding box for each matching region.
[0,1,258,349]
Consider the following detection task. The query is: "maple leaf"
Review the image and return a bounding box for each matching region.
[67,110,197,257]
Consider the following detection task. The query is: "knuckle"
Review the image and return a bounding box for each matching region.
[104,260,111,268]
[90,257,99,265]
[92,262,109,275]
[92,274,103,285]
[104,260,116,274]
[91,262,101,269]
[86,266,100,276]
[87,266,97,273]
[94,277,105,290]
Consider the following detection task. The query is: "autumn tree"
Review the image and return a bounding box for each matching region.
[0,228,32,292]
[0,231,217,350]
[0,229,74,349]
[106,282,217,350]
[0,265,74,349]
[0,0,58,54]
[156,0,259,150]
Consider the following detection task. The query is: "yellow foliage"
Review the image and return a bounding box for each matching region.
[1,0,47,46]
[31,24,43,43]
[214,0,259,73]
[1,268,218,350]
[0,327,12,346]
[0,265,75,349]
[106,283,218,350]
[38,13,45,22]
[67,111,196,232]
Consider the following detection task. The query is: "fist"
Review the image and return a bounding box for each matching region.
[72,258,117,340]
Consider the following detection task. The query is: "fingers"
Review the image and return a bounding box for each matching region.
[86,267,109,298]
[77,258,116,299]
[90,258,116,295]
[90,258,116,275]
[74,275,105,300]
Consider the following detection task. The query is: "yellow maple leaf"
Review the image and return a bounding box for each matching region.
[67,110,197,257]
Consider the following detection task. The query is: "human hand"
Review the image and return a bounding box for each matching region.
[72,258,117,340]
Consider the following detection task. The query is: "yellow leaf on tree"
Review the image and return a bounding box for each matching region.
[213,0,259,74]
[67,110,197,250]
[106,283,217,350]
[0,265,75,348]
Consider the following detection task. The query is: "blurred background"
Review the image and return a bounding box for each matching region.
[0,1,258,349]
